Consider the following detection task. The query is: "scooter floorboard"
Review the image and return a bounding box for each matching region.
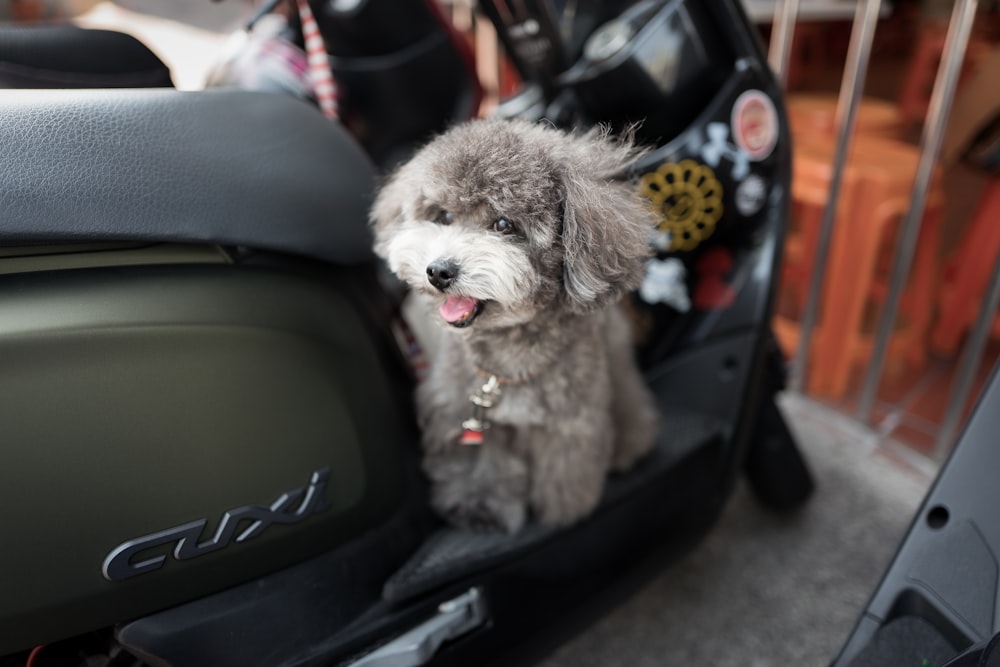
[383,407,726,603]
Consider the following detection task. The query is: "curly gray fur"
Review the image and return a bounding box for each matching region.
[370,118,661,532]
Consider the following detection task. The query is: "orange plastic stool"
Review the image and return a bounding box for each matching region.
[931,177,1000,357]
[787,93,905,140]
[897,22,990,130]
[775,133,945,397]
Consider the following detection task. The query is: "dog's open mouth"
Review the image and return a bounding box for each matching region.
[440,295,484,328]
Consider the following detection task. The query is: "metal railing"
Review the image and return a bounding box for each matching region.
[770,0,984,460]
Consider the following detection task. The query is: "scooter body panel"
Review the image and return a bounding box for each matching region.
[0,258,414,653]
[833,364,1000,665]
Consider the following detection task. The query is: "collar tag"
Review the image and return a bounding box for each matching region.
[459,375,502,446]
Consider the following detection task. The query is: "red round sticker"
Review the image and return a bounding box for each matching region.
[731,90,778,161]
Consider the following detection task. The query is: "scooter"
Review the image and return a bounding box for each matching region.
[0,1,813,664]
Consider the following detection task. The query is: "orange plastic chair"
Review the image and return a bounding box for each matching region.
[787,93,905,140]
[786,21,987,142]
[931,177,1000,357]
[897,21,990,131]
[774,133,945,397]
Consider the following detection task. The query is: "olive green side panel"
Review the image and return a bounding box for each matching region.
[0,264,409,653]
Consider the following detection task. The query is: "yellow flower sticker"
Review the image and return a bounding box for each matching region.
[640,160,724,252]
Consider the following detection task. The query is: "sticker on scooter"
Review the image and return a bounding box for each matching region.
[699,122,750,181]
[693,246,737,310]
[649,228,674,253]
[639,160,724,252]
[731,89,778,161]
[639,257,691,312]
[735,173,768,217]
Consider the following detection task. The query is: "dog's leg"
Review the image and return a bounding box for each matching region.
[414,338,532,532]
[606,307,661,472]
[423,434,530,533]
[525,419,614,526]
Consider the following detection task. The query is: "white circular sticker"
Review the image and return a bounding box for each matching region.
[731,90,779,161]
[735,174,768,217]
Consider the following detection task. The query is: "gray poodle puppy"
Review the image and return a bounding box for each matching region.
[370,117,661,533]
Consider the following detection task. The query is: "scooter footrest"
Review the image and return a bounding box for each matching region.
[382,408,724,603]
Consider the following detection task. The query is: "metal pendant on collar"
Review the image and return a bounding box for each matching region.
[459,375,502,446]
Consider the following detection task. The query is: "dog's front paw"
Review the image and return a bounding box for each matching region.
[433,486,528,534]
[424,447,530,534]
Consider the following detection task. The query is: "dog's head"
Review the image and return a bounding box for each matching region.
[370,118,655,330]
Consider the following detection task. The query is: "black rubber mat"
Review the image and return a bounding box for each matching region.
[383,408,723,603]
[848,616,961,667]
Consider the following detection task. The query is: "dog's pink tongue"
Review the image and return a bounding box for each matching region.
[440,296,478,323]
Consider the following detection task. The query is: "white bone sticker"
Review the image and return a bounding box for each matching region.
[700,122,749,181]
[640,257,691,312]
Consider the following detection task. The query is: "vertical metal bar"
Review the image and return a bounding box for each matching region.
[856,0,979,421]
[935,247,1000,458]
[475,9,501,115]
[768,0,801,89]
[789,0,882,392]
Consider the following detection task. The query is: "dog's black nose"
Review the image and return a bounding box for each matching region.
[427,259,459,291]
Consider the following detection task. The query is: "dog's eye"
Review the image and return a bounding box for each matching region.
[435,209,454,225]
[492,218,514,234]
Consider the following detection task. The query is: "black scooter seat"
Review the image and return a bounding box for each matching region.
[0,88,377,265]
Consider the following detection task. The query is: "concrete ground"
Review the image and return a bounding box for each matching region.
[537,393,936,667]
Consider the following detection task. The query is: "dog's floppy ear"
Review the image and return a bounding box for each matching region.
[560,128,655,312]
